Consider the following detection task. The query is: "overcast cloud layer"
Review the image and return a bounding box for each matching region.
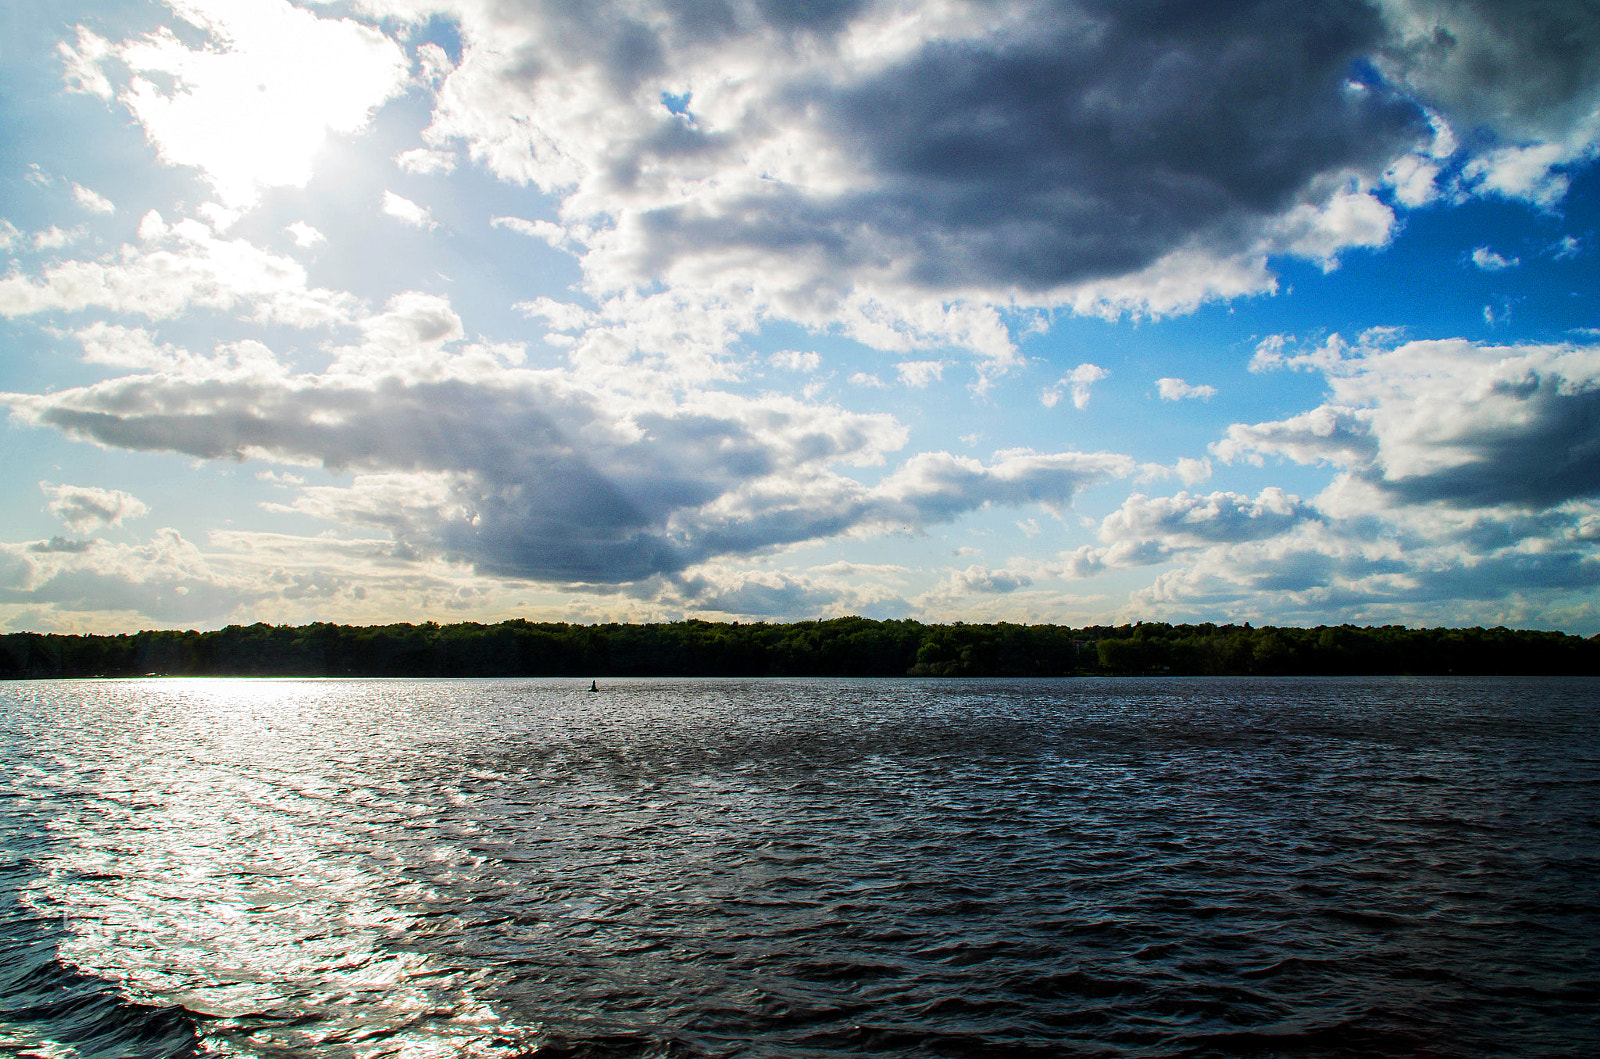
[2,0,1598,633]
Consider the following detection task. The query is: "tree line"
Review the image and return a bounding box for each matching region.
[3,617,1599,679]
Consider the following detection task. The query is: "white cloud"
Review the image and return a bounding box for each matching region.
[0,212,357,327]
[382,191,436,229]
[71,322,283,380]
[42,483,150,532]
[1272,187,1397,270]
[1105,488,1316,551]
[0,528,261,626]
[57,26,114,100]
[647,564,904,619]
[1042,363,1108,410]
[895,360,944,388]
[491,215,566,246]
[946,564,1034,594]
[1124,508,1600,630]
[413,41,453,89]
[71,184,115,214]
[0,523,521,630]
[1471,246,1519,271]
[1384,150,1443,208]
[396,147,456,175]
[769,350,821,373]
[1156,378,1218,402]
[32,226,85,251]
[285,221,325,248]
[1215,336,1600,509]
[514,296,596,335]
[1175,457,1213,488]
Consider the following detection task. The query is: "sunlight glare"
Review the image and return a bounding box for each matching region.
[116,0,409,207]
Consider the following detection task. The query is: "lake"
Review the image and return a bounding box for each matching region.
[1,676,1596,1057]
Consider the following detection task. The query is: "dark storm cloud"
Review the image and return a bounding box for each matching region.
[1377,0,1600,140]
[814,0,1420,288]
[634,0,1427,290]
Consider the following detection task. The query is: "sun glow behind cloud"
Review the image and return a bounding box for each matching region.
[63,0,409,209]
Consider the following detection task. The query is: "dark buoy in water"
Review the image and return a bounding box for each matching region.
[589,680,598,692]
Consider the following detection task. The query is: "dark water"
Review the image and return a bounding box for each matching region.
[1,677,1596,1058]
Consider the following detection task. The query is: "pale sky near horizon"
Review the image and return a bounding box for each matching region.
[2,0,1599,634]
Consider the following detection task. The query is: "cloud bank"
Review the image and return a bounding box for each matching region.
[2,292,1133,586]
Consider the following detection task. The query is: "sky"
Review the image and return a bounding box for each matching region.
[1,0,1598,635]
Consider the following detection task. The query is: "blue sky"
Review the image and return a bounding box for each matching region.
[2,0,1598,634]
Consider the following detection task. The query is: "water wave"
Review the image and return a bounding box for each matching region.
[1,676,1596,1057]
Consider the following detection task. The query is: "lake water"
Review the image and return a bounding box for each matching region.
[1,676,1596,1058]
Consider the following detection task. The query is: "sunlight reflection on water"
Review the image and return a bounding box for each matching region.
[15,679,536,1057]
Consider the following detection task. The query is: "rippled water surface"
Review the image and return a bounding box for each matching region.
[2,676,1597,1058]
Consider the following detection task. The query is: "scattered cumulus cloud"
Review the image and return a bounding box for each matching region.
[1175,457,1214,488]
[948,564,1034,595]
[1157,378,1218,401]
[57,26,114,100]
[1043,364,1108,410]
[42,483,150,533]
[1373,0,1600,206]
[32,227,84,251]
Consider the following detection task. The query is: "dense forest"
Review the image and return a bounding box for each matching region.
[3,617,1599,679]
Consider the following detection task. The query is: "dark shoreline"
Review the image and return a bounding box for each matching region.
[5,617,1599,679]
